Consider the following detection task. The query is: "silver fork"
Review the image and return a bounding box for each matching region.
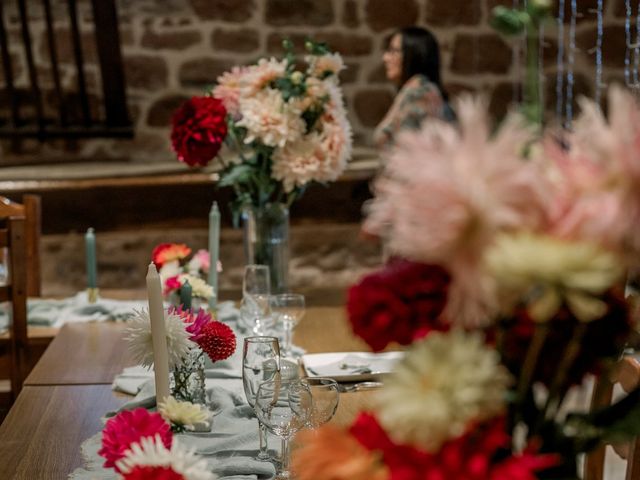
[338,381,383,393]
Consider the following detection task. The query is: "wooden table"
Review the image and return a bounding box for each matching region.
[24,323,135,386]
[0,306,377,478]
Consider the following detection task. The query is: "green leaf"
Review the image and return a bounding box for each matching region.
[564,386,640,446]
[490,6,528,36]
[218,164,254,187]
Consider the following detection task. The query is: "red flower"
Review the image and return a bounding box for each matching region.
[349,413,556,480]
[98,408,172,472]
[171,96,227,167]
[163,276,182,296]
[347,259,450,351]
[498,289,631,386]
[197,321,236,362]
[122,466,184,480]
[152,243,192,268]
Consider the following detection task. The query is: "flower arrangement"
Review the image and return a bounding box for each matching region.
[170,39,352,213]
[126,306,236,370]
[151,243,219,302]
[99,407,217,479]
[294,86,640,479]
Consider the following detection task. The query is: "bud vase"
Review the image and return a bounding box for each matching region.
[242,203,290,294]
[171,347,206,405]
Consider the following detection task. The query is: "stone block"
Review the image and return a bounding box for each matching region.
[353,88,394,127]
[40,28,97,64]
[365,0,419,32]
[124,54,168,91]
[340,62,360,84]
[211,28,260,53]
[489,81,517,120]
[141,29,202,50]
[189,0,255,22]
[367,63,388,83]
[179,58,236,89]
[450,34,512,75]
[577,25,627,68]
[425,0,481,26]
[146,94,190,127]
[544,71,592,118]
[315,32,373,57]
[342,0,360,28]
[265,0,334,26]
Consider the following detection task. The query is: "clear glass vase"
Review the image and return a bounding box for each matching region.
[171,347,206,405]
[242,203,290,294]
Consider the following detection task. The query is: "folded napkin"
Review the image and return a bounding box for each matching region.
[0,291,148,333]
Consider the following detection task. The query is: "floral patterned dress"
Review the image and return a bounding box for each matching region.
[373,74,455,151]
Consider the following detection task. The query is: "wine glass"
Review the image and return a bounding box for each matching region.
[242,264,273,335]
[270,293,305,357]
[300,377,340,428]
[254,379,312,479]
[242,336,281,461]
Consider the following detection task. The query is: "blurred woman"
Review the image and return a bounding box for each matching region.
[373,26,455,150]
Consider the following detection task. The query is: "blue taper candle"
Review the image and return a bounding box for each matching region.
[180,279,192,310]
[208,202,220,310]
[85,228,97,289]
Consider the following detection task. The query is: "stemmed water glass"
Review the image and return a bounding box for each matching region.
[242,264,273,334]
[300,377,340,428]
[242,336,281,461]
[254,379,312,479]
[270,293,305,357]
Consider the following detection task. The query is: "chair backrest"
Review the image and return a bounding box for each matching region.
[0,0,132,143]
[584,356,640,480]
[0,195,41,297]
[0,213,28,398]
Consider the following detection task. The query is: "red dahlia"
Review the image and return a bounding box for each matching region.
[171,96,228,167]
[122,466,184,480]
[347,258,450,351]
[197,321,236,362]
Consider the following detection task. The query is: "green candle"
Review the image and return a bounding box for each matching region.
[180,279,192,310]
[208,202,220,309]
[85,228,97,289]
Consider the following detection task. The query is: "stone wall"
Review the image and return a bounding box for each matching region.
[0,0,632,164]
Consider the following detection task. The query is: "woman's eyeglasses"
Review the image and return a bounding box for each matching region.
[385,47,403,55]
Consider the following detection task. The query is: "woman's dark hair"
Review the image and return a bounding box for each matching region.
[387,26,448,100]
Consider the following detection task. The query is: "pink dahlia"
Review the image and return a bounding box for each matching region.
[364,95,551,326]
[98,408,172,472]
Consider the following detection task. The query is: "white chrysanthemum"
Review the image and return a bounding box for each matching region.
[178,273,213,300]
[158,397,210,431]
[236,88,305,148]
[375,330,511,452]
[126,309,194,370]
[485,232,624,322]
[116,435,217,480]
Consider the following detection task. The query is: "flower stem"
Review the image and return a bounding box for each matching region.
[535,322,588,433]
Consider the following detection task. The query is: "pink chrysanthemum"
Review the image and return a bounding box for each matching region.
[98,408,172,472]
[152,244,192,269]
[169,305,214,342]
[365,96,551,326]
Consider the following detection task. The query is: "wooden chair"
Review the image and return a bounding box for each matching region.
[584,355,640,479]
[0,195,41,297]
[0,212,28,401]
